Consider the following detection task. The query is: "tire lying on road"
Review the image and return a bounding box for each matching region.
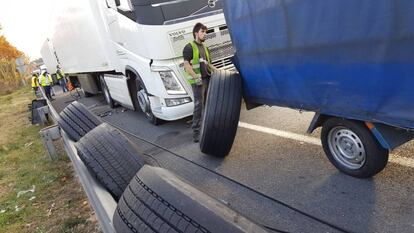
[200,70,242,157]
[57,101,102,141]
[75,123,145,200]
[113,165,267,233]
[321,118,389,178]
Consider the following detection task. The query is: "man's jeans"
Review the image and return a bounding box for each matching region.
[59,78,68,92]
[43,86,52,100]
[191,78,210,140]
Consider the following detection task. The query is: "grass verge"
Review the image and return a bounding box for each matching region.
[0,87,100,233]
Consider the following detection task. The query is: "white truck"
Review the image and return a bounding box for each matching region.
[40,0,234,124]
[40,39,59,75]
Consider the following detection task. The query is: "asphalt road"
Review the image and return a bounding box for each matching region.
[53,90,414,233]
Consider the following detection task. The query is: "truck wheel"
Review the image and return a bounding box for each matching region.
[200,70,242,157]
[321,118,389,178]
[134,77,160,125]
[75,123,145,200]
[83,91,93,97]
[100,75,115,108]
[57,101,102,141]
[113,165,267,233]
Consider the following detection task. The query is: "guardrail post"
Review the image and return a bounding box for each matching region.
[39,124,61,160]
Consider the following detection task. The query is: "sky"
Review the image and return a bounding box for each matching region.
[0,0,55,60]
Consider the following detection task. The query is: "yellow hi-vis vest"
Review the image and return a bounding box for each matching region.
[31,76,39,87]
[39,74,52,86]
[56,69,65,80]
[185,41,211,85]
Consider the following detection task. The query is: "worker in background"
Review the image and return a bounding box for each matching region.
[39,70,54,100]
[56,65,68,92]
[183,22,217,142]
[31,73,39,93]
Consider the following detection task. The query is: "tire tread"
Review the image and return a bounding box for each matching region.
[57,101,101,141]
[75,123,145,199]
[200,70,242,156]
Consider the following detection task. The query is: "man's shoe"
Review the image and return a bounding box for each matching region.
[193,133,200,143]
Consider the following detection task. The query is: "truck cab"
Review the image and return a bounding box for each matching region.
[44,0,234,124]
[103,0,234,122]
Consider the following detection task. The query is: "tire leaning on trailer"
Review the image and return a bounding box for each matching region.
[57,101,102,141]
[200,70,242,157]
[321,118,389,178]
[113,165,267,233]
[75,123,145,200]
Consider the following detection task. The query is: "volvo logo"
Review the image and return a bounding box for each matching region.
[208,0,218,8]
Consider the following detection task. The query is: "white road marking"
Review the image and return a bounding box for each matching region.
[388,157,414,169]
[238,122,322,146]
[238,121,414,169]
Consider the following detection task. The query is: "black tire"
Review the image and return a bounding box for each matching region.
[321,118,389,178]
[132,75,160,125]
[83,91,94,97]
[100,75,115,108]
[75,123,145,200]
[200,70,242,157]
[113,165,267,233]
[70,101,102,128]
[57,101,102,141]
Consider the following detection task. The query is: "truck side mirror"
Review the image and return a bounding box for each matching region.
[117,0,134,12]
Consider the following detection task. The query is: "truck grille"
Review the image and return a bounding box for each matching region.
[206,25,235,70]
[209,42,234,61]
[212,56,235,71]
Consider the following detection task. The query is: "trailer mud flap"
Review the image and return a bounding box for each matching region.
[365,122,414,150]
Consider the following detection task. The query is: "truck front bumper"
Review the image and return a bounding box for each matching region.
[152,101,194,121]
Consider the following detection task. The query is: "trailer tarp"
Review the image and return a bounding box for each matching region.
[223,0,414,129]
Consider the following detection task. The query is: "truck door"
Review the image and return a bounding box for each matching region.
[105,0,126,56]
[102,0,134,109]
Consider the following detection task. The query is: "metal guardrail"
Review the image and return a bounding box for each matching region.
[40,88,116,233]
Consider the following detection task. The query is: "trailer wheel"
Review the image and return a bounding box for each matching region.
[134,77,160,125]
[321,118,389,178]
[200,70,242,157]
[75,123,145,200]
[100,75,115,108]
[113,165,267,233]
[57,101,102,141]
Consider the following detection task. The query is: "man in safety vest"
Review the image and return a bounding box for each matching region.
[183,22,217,142]
[56,65,68,92]
[38,70,54,100]
[31,73,39,93]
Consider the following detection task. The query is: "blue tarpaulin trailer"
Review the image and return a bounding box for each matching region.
[200,0,414,178]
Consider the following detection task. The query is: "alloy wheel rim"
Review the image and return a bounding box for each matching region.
[137,89,152,119]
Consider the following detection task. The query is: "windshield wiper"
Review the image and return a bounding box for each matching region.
[151,0,192,7]
[190,0,220,16]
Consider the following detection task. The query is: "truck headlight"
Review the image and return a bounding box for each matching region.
[165,97,192,107]
[159,71,187,95]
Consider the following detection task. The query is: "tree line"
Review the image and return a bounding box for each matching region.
[0,24,29,95]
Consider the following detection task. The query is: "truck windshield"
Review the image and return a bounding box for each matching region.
[131,0,223,25]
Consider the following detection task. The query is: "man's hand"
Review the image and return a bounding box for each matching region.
[209,63,218,72]
[194,74,202,86]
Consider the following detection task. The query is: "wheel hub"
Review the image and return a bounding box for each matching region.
[328,127,366,169]
[137,89,149,113]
